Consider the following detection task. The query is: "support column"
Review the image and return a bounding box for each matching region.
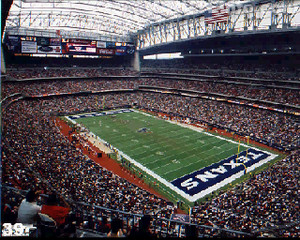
[1,45,6,74]
[132,50,140,72]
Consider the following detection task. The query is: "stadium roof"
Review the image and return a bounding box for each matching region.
[4,0,248,41]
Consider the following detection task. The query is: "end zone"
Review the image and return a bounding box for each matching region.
[171,148,278,202]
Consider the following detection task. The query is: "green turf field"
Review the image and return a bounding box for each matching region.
[66,109,280,206]
[72,110,248,180]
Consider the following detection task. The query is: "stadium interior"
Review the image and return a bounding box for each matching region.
[1,0,299,238]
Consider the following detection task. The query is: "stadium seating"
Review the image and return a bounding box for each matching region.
[1,65,299,237]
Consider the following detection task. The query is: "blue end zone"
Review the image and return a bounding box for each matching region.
[171,148,270,197]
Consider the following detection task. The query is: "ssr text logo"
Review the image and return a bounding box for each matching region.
[2,223,36,237]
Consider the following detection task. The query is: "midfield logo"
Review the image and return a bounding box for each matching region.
[69,109,133,119]
[171,148,274,198]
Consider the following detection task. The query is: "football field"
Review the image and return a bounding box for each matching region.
[66,109,279,204]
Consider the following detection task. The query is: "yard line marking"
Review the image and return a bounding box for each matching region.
[134,109,251,148]
[152,162,172,170]
[162,165,187,176]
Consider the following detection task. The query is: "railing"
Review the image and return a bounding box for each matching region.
[76,201,253,238]
[2,185,253,238]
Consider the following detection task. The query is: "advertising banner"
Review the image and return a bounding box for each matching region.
[37,45,61,54]
[115,46,127,55]
[97,41,106,48]
[37,37,50,46]
[67,43,96,53]
[97,48,115,55]
[62,39,97,54]
[106,42,116,48]
[7,35,135,57]
[50,38,61,46]
[36,37,61,54]
[126,46,135,54]
[69,39,95,45]
[5,35,21,53]
[115,46,135,55]
[21,41,37,53]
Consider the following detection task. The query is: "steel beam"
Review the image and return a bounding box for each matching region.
[137,0,300,49]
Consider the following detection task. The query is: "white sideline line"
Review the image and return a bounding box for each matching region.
[66,110,278,202]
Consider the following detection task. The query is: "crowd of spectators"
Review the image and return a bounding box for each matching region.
[2,80,299,111]
[2,88,299,154]
[139,78,299,106]
[134,93,299,150]
[141,59,299,80]
[3,66,299,108]
[2,91,299,237]
[1,94,176,237]
[2,99,174,213]
[191,150,299,237]
[2,79,138,97]
[4,90,295,151]
[2,65,299,237]
[5,67,137,80]
[143,67,298,82]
